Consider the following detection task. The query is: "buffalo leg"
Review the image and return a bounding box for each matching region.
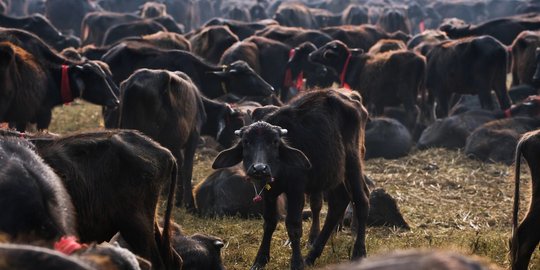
[36,110,52,131]
[251,194,279,270]
[308,193,322,246]
[305,184,349,266]
[493,69,511,111]
[435,90,449,118]
[478,87,494,111]
[513,162,540,270]
[174,146,185,207]
[121,215,165,270]
[179,132,199,210]
[345,154,369,259]
[286,189,306,270]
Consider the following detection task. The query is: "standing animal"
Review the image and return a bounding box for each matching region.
[511,129,540,270]
[212,89,370,270]
[511,31,540,87]
[33,130,183,270]
[101,45,274,98]
[425,36,511,117]
[309,40,426,130]
[119,69,205,209]
[0,34,119,131]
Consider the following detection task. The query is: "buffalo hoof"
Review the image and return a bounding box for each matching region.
[291,258,304,270]
[250,263,266,270]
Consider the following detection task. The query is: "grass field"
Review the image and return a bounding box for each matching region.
[49,101,540,270]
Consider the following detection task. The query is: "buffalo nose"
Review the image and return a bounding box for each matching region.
[253,163,267,173]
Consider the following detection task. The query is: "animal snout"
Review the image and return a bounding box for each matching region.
[248,163,271,177]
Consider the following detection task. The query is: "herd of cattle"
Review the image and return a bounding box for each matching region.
[2,0,540,269]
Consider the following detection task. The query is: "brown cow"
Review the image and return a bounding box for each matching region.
[425,36,511,117]
[310,40,426,129]
[0,34,119,131]
[511,30,540,87]
[33,130,182,270]
[511,129,540,270]
[119,69,205,210]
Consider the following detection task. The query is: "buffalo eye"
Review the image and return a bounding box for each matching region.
[273,139,279,146]
[243,139,250,146]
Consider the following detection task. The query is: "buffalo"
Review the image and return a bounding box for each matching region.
[119,69,205,210]
[425,36,511,117]
[0,30,119,131]
[511,129,540,270]
[212,89,369,269]
[33,130,182,270]
[0,136,75,245]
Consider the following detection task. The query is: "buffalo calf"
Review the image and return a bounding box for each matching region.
[213,89,369,269]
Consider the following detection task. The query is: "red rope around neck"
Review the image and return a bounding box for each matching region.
[340,51,352,90]
[60,65,74,104]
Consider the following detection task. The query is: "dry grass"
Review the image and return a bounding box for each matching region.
[49,101,540,270]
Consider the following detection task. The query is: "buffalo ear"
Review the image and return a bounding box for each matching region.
[212,142,243,169]
[279,144,311,169]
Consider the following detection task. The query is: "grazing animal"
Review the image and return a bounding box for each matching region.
[0,37,119,131]
[220,36,291,99]
[33,130,182,270]
[212,89,370,269]
[119,69,205,209]
[425,36,511,117]
[0,137,75,245]
[309,40,426,130]
[511,129,540,270]
[101,45,274,98]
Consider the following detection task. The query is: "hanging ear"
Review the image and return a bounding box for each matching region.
[279,143,311,169]
[212,142,243,169]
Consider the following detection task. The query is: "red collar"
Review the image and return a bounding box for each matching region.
[54,236,86,255]
[340,51,352,90]
[283,48,305,92]
[419,20,425,33]
[60,65,74,104]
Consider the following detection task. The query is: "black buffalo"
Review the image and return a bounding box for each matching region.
[213,89,370,269]
[425,36,511,117]
[511,129,540,270]
[0,136,75,245]
[33,130,182,270]
[0,30,119,131]
[119,69,205,209]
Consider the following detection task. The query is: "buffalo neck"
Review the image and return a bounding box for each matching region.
[200,96,227,137]
[200,67,229,99]
[341,54,368,89]
[49,65,78,106]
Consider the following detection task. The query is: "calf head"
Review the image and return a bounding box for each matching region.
[286,42,337,89]
[72,61,119,108]
[309,40,359,77]
[210,60,275,97]
[212,121,311,182]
